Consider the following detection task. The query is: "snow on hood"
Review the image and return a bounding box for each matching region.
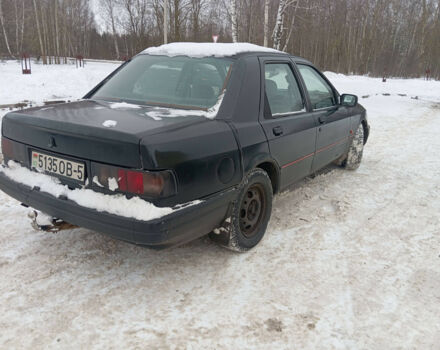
[145,108,205,121]
[142,42,283,58]
[0,161,200,222]
[109,102,141,109]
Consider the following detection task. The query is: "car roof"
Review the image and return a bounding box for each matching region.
[233,51,313,65]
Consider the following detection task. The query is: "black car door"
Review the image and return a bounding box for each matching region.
[296,64,351,172]
[259,57,318,189]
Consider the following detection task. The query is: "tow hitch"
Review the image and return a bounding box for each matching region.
[27,210,78,232]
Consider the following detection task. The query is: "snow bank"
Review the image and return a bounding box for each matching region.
[142,42,283,58]
[0,161,200,221]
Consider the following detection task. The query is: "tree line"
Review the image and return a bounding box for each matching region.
[0,0,438,79]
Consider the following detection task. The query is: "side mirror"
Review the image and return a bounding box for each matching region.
[341,94,358,107]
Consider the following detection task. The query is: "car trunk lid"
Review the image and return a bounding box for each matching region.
[1,99,207,169]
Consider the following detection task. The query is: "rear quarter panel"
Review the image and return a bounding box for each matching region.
[228,56,278,183]
[140,120,242,206]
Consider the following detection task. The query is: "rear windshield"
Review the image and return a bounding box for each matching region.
[92,55,233,110]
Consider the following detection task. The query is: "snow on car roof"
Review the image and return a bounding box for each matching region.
[141,42,284,58]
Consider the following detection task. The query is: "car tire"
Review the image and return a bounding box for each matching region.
[340,124,364,170]
[210,168,273,252]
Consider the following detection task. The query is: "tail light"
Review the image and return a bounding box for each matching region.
[91,162,176,198]
[1,137,27,164]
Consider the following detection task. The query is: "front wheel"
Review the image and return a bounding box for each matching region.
[341,124,364,170]
[210,169,273,252]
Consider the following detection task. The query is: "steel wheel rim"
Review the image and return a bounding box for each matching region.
[239,183,266,238]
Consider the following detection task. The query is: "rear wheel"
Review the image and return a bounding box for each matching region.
[210,169,273,252]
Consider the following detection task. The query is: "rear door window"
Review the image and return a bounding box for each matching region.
[264,63,305,116]
[297,64,336,109]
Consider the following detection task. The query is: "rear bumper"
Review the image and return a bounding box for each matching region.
[0,172,235,249]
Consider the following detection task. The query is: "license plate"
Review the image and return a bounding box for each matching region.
[31,151,85,182]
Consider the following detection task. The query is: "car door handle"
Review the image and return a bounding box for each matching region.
[273,126,283,136]
[318,116,327,124]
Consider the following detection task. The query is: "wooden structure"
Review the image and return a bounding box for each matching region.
[21,53,31,74]
[75,55,84,68]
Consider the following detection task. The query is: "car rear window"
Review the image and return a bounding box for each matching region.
[92,55,233,110]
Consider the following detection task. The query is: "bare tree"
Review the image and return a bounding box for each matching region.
[282,0,300,52]
[272,0,299,50]
[164,0,169,44]
[263,0,269,47]
[190,0,205,40]
[0,0,438,79]
[0,0,13,57]
[120,0,150,54]
[101,0,120,58]
[19,0,24,54]
[169,0,191,42]
[13,0,19,55]
[32,0,46,63]
[230,0,238,42]
[54,0,60,63]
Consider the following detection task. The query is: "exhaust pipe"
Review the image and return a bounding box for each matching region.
[27,210,77,233]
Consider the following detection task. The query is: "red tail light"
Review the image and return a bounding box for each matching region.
[91,162,176,198]
[126,171,144,194]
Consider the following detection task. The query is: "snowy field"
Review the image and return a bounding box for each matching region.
[0,60,117,105]
[1,60,440,349]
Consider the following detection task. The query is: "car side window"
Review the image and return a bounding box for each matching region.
[264,63,305,116]
[297,64,336,109]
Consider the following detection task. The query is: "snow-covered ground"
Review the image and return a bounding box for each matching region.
[1,61,440,349]
[0,60,118,105]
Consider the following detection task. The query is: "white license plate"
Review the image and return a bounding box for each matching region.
[31,151,85,182]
